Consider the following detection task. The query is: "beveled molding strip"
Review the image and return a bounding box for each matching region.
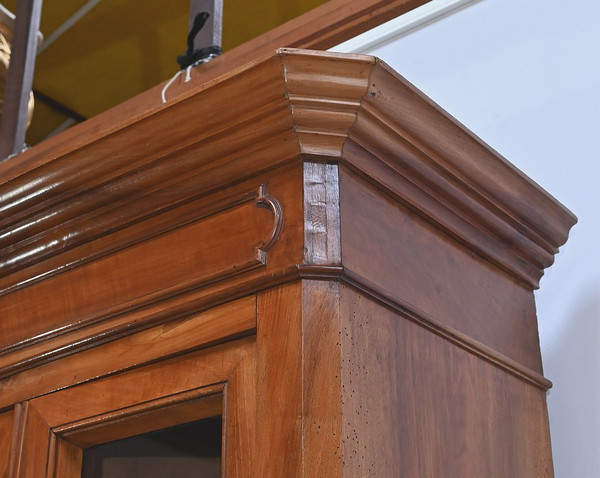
[0,262,551,392]
[344,109,552,288]
[297,264,553,391]
[53,384,225,447]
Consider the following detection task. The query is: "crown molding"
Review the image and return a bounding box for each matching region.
[0,49,575,293]
[278,49,576,287]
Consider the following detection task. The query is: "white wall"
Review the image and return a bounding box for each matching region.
[333,1,600,475]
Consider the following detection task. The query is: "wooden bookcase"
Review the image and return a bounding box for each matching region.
[0,49,575,477]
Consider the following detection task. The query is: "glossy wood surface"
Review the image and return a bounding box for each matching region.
[10,402,51,478]
[52,388,224,448]
[1,295,255,408]
[1,0,431,156]
[0,163,303,384]
[1,194,269,348]
[0,50,574,292]
[12,337,256,477]
[0,50,575,477]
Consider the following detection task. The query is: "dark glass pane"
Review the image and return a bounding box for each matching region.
[81,416,222,478]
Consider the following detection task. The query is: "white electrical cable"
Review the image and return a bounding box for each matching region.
[161,70,183,104]
[160,54,219,103]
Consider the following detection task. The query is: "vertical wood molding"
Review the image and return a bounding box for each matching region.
[44,433,57,478]
[51,440,82,478]
[255,282,304,477]
[8,401,52,478]
[6,403,23,478]
[224,349,257,478]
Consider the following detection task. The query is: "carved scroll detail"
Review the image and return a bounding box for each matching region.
[255,184,284,264]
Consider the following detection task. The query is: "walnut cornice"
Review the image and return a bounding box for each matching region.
[0,49,575,293]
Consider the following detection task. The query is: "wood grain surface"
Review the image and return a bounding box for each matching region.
[302,280,343,477]
[0,163,303,383]
[51,440,82,478]
[0,196,270,349]
[338,165,544,372]
[339,285,554,477]
[0,49,575,477]
[0,296,255,408]
[303,162,342,265]
[13,337,256,477]
[9,402,52,478]
[255,282,304,477]
[0,409,14,477]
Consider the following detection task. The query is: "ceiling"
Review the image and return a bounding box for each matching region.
[2,0,327,146]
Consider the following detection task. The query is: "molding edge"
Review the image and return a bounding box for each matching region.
[297,264,553,391]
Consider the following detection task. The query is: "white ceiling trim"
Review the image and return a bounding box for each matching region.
[330,0,482,54]
[37,0,102,55]
[0,4,15,27]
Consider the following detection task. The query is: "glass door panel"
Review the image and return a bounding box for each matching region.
[81,416,222,478]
